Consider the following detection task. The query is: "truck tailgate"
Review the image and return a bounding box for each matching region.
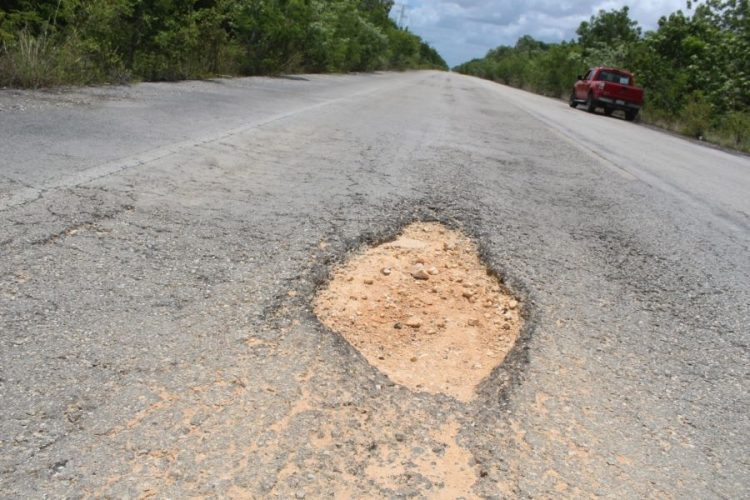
[603,83,643,104]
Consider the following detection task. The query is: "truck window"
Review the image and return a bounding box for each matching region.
[597,70,631,85]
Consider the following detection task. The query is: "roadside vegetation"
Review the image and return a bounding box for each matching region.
[0,0,447,88]
[454,2,750,153]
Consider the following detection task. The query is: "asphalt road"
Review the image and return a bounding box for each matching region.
[1,71,748,497]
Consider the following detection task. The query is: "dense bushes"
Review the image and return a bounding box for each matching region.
[455,2,750,152]
[0,0,447,87]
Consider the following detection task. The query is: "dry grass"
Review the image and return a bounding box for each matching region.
[0,30,62,88]
[640,107,750,154]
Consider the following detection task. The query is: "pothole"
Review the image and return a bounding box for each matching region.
[314,222,523,402]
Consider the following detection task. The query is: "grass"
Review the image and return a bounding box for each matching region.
[0,30,62,88]
[640,107,750,154]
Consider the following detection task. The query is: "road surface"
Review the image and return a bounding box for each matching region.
[1,71,748,497]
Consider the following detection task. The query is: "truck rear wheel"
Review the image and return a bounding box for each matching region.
[585,93,596,113]
[625,109,639,122]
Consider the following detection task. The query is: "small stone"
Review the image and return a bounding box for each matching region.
[462,290,474,298]
[296,490,306,499]
[468,318,479,326]
[364,278,374,285]
[427,267,439,275]
[503,324,511,330]
[509,299,518,309]
[51,460,67,473]
[405,317,422,328]
[410,356,417,362]
[443,242,456,251]
[411,269,430,280]
[381,267,392,276]
[395,433,406,442]
[394,322,403,330]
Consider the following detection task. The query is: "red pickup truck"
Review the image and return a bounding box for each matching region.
[570,67,644,121]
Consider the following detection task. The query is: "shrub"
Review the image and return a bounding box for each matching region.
[721,111,750,149]
[0,29,61,87]
[0,0,447,88]
[679,93,713,139]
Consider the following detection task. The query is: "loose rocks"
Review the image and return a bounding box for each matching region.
[411,268,430,280]
[405,317,423,328]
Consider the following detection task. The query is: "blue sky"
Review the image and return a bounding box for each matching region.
[392,0,690,67]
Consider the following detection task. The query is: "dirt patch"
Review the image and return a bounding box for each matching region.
[314,222,522,402]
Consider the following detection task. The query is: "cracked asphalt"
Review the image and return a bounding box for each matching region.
[1,71,748,498]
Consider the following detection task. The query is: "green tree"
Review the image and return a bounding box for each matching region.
[0,0,447,87]
[577,6,641,50]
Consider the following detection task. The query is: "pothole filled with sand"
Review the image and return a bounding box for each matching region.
[314,222,523,402]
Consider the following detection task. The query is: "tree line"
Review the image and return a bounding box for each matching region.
[0,0,447,87]
[454,1,750,151]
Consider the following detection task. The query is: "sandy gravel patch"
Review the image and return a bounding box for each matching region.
[314,222,522,401]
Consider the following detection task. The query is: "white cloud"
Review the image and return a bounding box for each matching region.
[395,0,688,67]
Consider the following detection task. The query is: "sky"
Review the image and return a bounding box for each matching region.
[392,0,690,67]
